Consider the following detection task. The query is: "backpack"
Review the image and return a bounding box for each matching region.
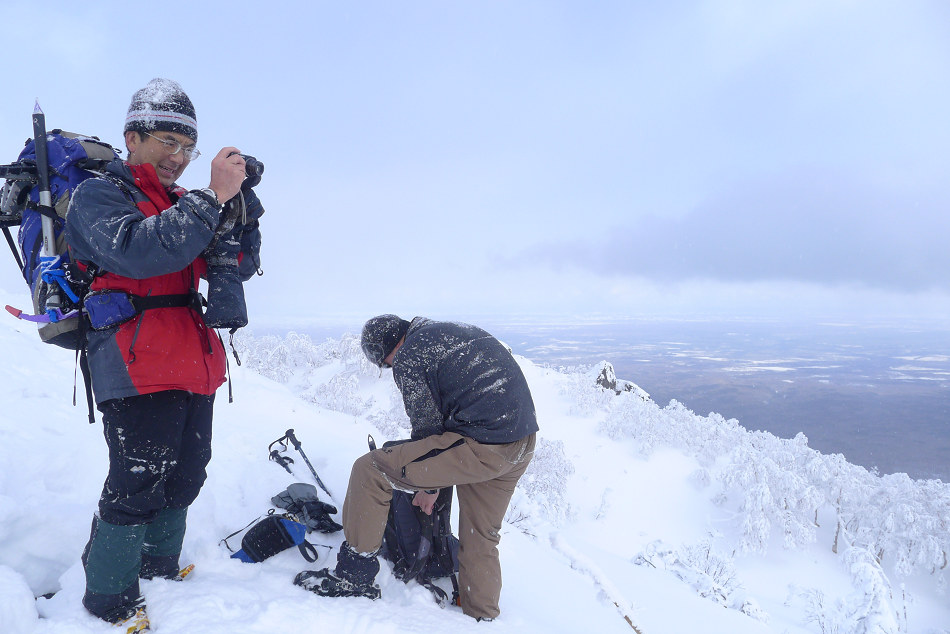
[221,482,341,564]
[1,130,120,349]
[222,510,320,564]
[380,485,461,607]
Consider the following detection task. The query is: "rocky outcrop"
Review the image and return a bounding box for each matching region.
[587,361,651,401]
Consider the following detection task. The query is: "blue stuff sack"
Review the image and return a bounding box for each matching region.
[83,290,139,330]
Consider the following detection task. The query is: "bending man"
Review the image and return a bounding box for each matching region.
[296,315,538,621]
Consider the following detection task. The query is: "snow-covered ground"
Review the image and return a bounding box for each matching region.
[0,287,948,633]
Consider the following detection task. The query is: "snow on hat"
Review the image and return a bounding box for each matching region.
[124,78,197,142]
[361,315,410,366]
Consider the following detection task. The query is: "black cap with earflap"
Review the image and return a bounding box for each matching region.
[360,315,410,366]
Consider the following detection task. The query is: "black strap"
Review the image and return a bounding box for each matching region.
[99,172,135,203]
[449,572,460,605]
[228,330,242,366]
[67,306,95,425]
[78,313,95,425]
[422,491,461,607]
[417,572,460,607]
[298,541,319,563]
[419,578,450,605]
[129,292,198,312]
[2,225,23,271]
[220,510,324,564]
[126,292,201,365]
[220,513,267,553]
[26,201,58,220]
[79,347,94,424]
[222,331,233,404]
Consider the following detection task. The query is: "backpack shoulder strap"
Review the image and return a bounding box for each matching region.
[97,172,135,203]
[426,500,461,606]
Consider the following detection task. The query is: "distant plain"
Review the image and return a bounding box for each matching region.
[487,319,950,481]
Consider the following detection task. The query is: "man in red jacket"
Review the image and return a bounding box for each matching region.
[64,78,264,630]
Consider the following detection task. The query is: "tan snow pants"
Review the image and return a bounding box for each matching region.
[341,431,536,620]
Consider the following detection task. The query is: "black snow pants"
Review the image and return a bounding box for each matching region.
[97,390,214,525]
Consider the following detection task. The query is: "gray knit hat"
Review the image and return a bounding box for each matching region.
[124,78,197,142]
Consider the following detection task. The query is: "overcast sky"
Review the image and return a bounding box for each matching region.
[1,1,948,330]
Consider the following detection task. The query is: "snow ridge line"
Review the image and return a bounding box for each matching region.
[549,533,644,633]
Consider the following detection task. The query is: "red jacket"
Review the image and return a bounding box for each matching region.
[65,160,226,402]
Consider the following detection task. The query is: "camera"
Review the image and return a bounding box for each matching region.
[241,154,264,179]
[226,151,264,180]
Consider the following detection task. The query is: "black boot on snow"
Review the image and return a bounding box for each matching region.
[294,541,381,599]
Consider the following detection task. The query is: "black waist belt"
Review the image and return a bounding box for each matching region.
[131,293,199,312]
[84,290,202,331]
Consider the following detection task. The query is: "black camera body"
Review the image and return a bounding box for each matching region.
[241,154,264,179]
[226,151,264,180]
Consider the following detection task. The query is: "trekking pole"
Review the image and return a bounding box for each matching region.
[283,429,334,501]
[267,433,295,474]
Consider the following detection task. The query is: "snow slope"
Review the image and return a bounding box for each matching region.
[0,287,947,634]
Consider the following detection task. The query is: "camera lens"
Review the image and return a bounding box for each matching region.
[241,155,264,178]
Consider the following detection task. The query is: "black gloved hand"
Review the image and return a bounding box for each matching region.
[241,173,261,192]
[271,483,342,534]
[301,500,343,534]
[202,235,247,329]
[241,187,265,222]
[203,233,241,268]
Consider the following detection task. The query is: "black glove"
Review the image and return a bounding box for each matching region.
[241,187,265,222]
[241,172,261,192]
[202,234,247,329]
[300,500,343,534]
[236,189,264,281]
[203,232,241,268]
[271,483,342,534]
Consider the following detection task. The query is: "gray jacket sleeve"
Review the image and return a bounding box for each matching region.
[65,177,219,279]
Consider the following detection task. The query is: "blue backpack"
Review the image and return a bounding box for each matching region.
[1,130,120,349]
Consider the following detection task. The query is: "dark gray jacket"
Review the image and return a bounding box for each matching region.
[392,318,539,444]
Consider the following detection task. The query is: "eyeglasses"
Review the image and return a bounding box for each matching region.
[144,132,201,160]
[363,341,393,369]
